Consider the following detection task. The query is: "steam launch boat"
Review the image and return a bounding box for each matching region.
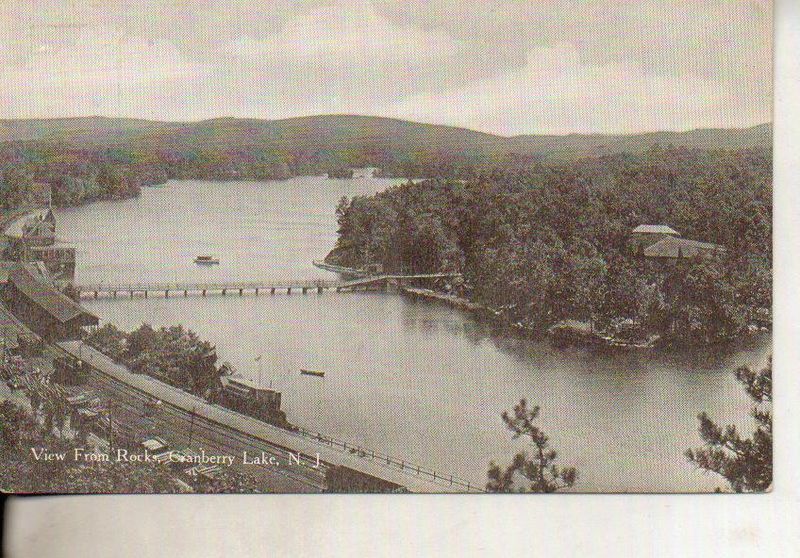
[194,255,220,265]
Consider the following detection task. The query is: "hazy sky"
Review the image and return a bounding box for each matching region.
[0,0,772,135]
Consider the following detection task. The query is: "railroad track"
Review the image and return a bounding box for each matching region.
[56,341,482,493]
[80,366,328,492]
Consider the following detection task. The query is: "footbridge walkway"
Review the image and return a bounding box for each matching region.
[75,273,461,300]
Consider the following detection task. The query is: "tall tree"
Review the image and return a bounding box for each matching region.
[686,359,772,492]
[487,399,577,492]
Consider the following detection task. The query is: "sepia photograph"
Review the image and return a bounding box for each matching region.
[0,0,774,498]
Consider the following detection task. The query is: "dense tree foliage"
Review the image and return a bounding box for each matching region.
[328,147,772,345]
[86,323,224,398]
[0,144,146,210]
[0,131,376,212]
[487,399,577,492]
[686,359,772,492]
[0,141,292,211]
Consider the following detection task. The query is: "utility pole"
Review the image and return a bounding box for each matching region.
[188,405,197,447]
[105,405,114,453]
[1,325,7,364]
[258,354,263,388]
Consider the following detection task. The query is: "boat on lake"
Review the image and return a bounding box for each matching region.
[194,255,220,265]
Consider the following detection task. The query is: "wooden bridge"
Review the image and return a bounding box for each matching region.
[75,273,461,300]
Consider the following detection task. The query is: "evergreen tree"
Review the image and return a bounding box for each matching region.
[487,399,577,492]
[686,359,772,492]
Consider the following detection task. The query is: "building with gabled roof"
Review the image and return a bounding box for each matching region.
[642,236,725,260]
[629,224,681,254]
[631,224,680,235]
[2,263,98,341]
[20,209,56,247]
[3,207,76,279]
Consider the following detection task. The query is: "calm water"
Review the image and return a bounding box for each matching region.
[56,176,771,492]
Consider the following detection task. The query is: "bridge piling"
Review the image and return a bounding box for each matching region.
[74,273,461,301]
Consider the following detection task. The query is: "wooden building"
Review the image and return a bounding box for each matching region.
[629,224,680,254]
[221,376,285,425]
[642,236,725,261]
[223,377,282,410]
[2,263,98,341]
[3,207,76,280]
[25,244,77,278]
[20,209,56,246]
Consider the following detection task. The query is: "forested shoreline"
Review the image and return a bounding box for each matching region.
[0,120,772,347]
[0,141,294,211]
[327,146,772,347]
[0,116,770,212]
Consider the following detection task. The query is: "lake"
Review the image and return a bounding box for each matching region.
[55,175,771,492]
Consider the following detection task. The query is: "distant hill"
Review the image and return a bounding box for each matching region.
[0,115,771,162]
[509,123,772,159]
[0,116,181,144]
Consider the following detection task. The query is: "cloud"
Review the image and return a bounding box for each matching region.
[379,43,760,135]
[0,27,209,119]
[0,0,772,134]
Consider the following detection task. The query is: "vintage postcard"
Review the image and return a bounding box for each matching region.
[0,0,772,495]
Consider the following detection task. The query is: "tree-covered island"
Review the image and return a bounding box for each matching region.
[327,146,771,347]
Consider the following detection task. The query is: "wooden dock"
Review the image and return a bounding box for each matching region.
[311,260,370,277]
[75,273,461,300]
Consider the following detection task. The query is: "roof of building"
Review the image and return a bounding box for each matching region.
[3,207,53,237]
[4,261,52,283]
[225,376,275,392]
[643,236,725,259]
[632,225,680,235]
[22,209,55,235]
[5,263,98,324]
